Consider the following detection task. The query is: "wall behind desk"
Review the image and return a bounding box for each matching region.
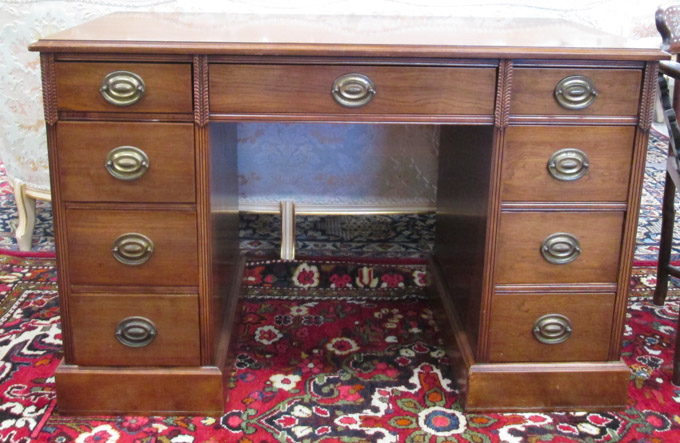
[0,0,660,208]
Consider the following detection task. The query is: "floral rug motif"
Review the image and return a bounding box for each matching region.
[0,256,680,442]
[242,258,429,300]
[0,254,60,442]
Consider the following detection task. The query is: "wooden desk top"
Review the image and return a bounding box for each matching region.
[30,12,665,61]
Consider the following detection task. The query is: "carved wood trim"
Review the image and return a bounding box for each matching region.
[477,59,513,361]
[40,53,58,126]
[638,62,659,131]
[193,55,213,365]
[476,127,504,363]
[47,124,74,363]
[39,52,74,362]
[41,66,75,362]
[194,55,209,127]
[195,125,212,365]
[609,61,659,360]
[495,60,513,128]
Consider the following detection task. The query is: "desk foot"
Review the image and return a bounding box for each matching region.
[54,361,225,416]
[465,360,629,412]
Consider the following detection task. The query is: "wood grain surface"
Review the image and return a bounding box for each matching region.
[55,363,223,415]
[501,125,635,202]
[210,64,496,115]
[55,62,192,113]
[57,122,196,203]
[510,68,642,116]
[495,211,624,284]
[70,293,200,366]
[466,361,629,411]
[66,208,198,287]
[488,292,615,362]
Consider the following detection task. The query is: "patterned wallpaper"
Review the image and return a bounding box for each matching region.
[0,0,661,205]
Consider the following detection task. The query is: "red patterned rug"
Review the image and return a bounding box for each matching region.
[2,254,680,442]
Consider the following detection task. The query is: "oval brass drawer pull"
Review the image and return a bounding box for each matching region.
[105,146,150,181]
[100,71,146,106]
[112,233,154,266]
[331,73,376,108]
[533,314,572,344]
[115,316,157,348]
[554,75,598,110]
[547,148,589,181]
[541,232,581,265]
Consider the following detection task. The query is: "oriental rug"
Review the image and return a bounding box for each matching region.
[1,255,680,442]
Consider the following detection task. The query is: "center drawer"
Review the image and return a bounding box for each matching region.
[66,209,198,287]
[209,64,497,115]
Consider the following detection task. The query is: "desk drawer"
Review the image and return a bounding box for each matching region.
[495,211,623,284]
[488,292,614,362]
[55,62,193,113]
[66,209,198,287]
[501,126,635,202]
[70,293,200,366]
[209,64,496,115]
[510,68,642,116]
[58,122,196,203]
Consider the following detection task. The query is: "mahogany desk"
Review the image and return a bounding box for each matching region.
[30,13,665,415]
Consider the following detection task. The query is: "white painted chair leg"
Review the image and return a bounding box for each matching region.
[280,201,296,260]
[13,179,36,251]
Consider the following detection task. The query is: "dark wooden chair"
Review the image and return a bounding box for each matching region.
[654,3,680,385]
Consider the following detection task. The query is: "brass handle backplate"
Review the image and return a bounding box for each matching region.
[112,233,154,266]
[554,75,598,110]
[105,146,150,181]
[540,233,581,265]
[331,73,376,108]
[547,148,590,181]
[100,71,146,107]
[533,314,572,345]
[115,316,157,348]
